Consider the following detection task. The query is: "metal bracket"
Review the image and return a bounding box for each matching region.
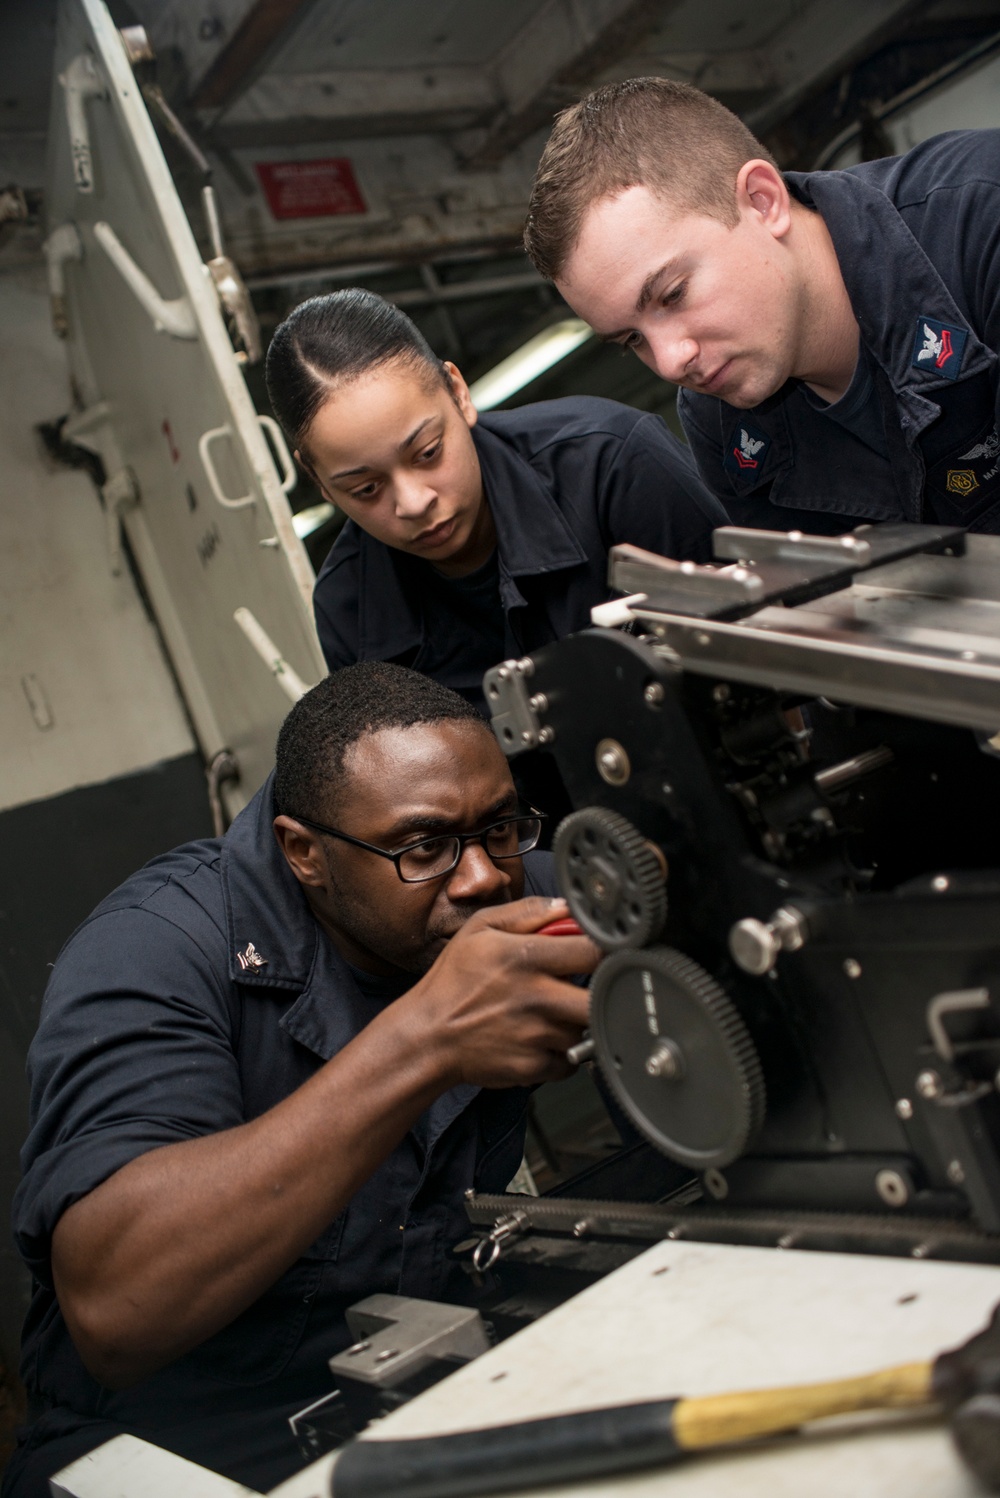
[43,223,83,339]
[928,988,991,1064]
[484,657,551,755]
[101,467,139,576]
[329,1294,490,1391]
[233,608,312,704]
[59,52,106,194]
[93,221,197,339]
[607,524,967,625]
[609,542,765,616]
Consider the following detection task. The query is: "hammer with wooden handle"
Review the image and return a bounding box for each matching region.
[324,1303,1000,1497]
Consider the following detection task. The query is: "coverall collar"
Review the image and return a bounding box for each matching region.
[220,775,480,1137]
[353,419,588,664]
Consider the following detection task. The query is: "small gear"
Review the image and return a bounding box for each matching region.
[590,945,766,1169]
[553,807,667,950]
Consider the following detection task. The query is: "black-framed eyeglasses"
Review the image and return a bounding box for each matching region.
[290,810,547,883]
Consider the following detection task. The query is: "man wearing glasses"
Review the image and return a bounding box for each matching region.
[6,663,596,1498]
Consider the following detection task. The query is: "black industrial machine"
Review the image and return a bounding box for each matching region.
[469,523,1000,1275]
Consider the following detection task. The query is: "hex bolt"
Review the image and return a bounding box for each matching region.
[645,1039,685,1080]
[875,1169,910,1208]
[529,693,548,712]
[916,1069,943,1100]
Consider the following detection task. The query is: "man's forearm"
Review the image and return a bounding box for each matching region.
[52,996,448,1388]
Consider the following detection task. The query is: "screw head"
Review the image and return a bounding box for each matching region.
[713,683,730,703]
[947,1159,966,1185]
[843,958,862,979]
[644,681,665,706]
[932,875,950,892]
[595,737,630,785]
[916,1069,943,1100]
[875,1168,910,1208]
[538,726,555,744]
[895,1098,914,1121]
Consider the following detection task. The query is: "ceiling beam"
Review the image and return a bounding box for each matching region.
[740,0,930,135]
[211,65,500,147]
[462,0,672,171]
[189,0,321,111]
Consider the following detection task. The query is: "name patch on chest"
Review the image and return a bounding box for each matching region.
[911,316,968,381]
[723,421,770,477]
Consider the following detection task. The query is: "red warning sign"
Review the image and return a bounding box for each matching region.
[254,158,367,220]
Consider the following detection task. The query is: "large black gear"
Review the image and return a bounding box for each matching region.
[553,807,667,950]
[590,945,766,1169]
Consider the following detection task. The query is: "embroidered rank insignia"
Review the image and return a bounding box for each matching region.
[723,420,770,476]
[236,941,267,971]
[946,468,979,496]
[911,316,968,380]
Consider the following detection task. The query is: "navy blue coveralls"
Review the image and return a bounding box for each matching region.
[5,777,556,1496]
[313,395,728,698]
[678,131,1000,535]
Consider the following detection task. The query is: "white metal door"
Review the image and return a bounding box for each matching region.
[46,0,325,812]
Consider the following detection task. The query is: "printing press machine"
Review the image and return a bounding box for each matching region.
[51,523,1000,1498]
[466,521,1000,1296]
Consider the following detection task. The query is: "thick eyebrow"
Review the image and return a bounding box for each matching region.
[327,416,439,483]
[384,790,519,845]
[596,257,684,342]
[635,257,682,313]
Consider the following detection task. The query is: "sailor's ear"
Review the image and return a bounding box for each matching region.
[737,160,792,240]
[273,816,327,887]
[442,361,478,428]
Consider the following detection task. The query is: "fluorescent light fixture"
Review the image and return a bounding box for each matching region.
[293,501,336,539]
[469,318,594,410]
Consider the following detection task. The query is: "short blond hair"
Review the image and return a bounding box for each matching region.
[524,78,776,281]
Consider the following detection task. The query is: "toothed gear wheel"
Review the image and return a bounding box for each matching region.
[553,807,666,950]
[590,945,766,1169]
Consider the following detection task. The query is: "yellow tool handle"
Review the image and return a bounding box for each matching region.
[673,1359,935,1450]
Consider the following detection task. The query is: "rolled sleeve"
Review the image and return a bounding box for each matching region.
[14,907,241,1283]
